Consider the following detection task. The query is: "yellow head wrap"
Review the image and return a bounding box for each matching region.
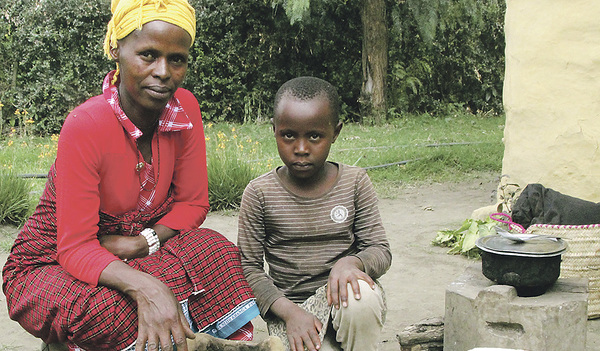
[104,0,196,82]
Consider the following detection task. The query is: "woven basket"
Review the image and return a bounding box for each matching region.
[527,223,600,319]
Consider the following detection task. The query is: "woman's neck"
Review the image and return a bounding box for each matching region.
[117,87,161,135]
[134,116,160,136]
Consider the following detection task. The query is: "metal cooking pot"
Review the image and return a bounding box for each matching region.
[475,235,568,297]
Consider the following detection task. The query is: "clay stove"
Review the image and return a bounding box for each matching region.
[444,263,588,351]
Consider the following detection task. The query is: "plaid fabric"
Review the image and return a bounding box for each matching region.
[225,322,254,341]
[3,165,255,351]
[138,160,157,210]
[101,70,194,211]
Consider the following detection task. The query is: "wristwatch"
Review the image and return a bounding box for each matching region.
[140,228,160,255]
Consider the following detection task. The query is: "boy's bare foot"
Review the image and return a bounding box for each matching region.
[186,333,284,351]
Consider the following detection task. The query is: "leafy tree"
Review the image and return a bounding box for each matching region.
[273,0,388,124]
[388,0,505,114]
[0,0,505,134]
[189,0,363,123]
[1,0,111,134]
[0,13,14,134]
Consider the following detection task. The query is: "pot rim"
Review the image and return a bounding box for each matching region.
[476,236,567,258]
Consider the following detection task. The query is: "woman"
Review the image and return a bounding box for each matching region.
[2,1,259,350]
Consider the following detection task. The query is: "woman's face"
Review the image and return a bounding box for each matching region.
[110,20,191,122]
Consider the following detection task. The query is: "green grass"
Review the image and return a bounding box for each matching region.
[0,173,31,226]
[1,113,505,200]
[0,113,505,250]
[207,148,259,211]
[202,113,505,198]
[332,114,504,191]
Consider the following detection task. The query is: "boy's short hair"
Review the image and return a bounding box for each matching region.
[274,77,340,123]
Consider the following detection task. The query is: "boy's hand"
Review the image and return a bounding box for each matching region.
[270,298,322,351]
[285,307,323,351]
[327,256,375,309]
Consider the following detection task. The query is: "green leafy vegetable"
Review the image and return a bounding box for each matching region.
[432,218,496,258]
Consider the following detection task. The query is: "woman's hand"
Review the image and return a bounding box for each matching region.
[99,225,178,260]
[270,297,322,351]
[98,235,147,260]
[99,261,195,351]
[327,256,375,309]
[132,275,195,351]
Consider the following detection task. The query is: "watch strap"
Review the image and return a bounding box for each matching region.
[140,228,160,255]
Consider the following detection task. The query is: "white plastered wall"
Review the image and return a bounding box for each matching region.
[500,0,600,202]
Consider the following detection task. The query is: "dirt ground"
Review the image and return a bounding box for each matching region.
[1,174,598,350]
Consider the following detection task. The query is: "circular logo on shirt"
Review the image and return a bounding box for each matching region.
[330,205,349,223]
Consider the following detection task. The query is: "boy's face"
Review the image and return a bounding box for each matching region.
[273,95,342,182]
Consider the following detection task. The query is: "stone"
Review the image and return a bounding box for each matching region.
[398,317,444,351]
[444,263,588,351]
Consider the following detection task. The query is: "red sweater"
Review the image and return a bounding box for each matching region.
[55,88,209,285]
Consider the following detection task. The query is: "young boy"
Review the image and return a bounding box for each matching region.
[237,77,392,351]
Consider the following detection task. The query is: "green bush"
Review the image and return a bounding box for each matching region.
[188,0,362,122]
[1,0,112,134]
[389,0,506,114]
[0,173,30,226]
[0,0,506,132]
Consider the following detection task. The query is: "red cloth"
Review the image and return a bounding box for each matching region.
[3,166,255,350]
[101,71,194,212]
[227,322,254,341]
[54,85,209,285]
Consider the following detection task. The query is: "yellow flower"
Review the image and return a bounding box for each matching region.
[14,109,20,115]
[0,102,4,107]
[231,127,236,132]
[25,118,34,124]
[51,134,59,141]
[207,122,213,128]
[22,110,28,115]
[205,136,210,141]
[232,134,237,139]
[7,140,13,147]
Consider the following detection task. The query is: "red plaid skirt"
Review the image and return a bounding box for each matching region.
[2,165,255,350]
